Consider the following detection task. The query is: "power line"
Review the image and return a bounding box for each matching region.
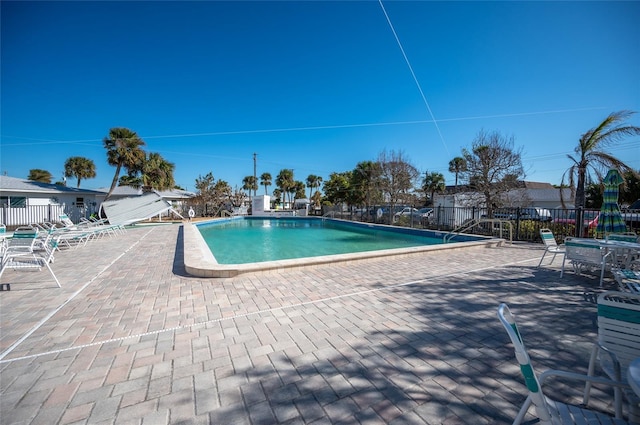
[378,0,449,156]
[0,106,609,147]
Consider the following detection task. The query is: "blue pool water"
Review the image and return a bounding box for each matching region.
[197,217,448,264]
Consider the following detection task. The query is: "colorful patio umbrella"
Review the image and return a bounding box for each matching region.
[595,169,627,235]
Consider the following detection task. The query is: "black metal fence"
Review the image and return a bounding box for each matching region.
[4,203,638,244]
[323,205,640,243]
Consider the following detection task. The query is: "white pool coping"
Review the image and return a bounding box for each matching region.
[182,218,504,278]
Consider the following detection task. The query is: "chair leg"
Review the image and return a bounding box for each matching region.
[627,397,640,423]
[512,395,533,425]
[614,386,623,419]
[538,250,548,268]
[44,261,61,288]
[583,345,598,406]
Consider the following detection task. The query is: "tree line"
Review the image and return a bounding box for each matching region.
[26,128,176,200]
[24,111,640,211]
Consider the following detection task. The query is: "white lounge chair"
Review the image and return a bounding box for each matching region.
[498,303,631,424]
[58,214,76,228]
[0,227,60,289]
[0,224,8,255]
[537,228,566,270]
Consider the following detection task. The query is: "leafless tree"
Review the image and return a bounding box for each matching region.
[377,149,419,211]
[460,130,525,217]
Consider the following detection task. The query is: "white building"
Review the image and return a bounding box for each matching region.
[0,175,196,227]
[0,175,104,226]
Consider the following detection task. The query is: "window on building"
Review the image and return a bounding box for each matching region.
[75,197,85,208]
[0,196,27,207]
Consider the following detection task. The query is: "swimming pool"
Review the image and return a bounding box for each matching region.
[198,217,449,264]
[183,217,502,277]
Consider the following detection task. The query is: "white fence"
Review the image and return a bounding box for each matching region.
[0,205,77,228]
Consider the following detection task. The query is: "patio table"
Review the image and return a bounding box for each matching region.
[567,238,640,287]
[598,239,640,269]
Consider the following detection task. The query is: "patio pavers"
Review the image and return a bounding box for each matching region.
[0,224,619,424]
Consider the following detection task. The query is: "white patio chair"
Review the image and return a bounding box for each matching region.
[58,214,76,228]
[562,237,612,287]
[498,303,631,425]
[1,227,40,256]
[537,228,566,270]
[614,268,640,294]
[583,291,640,421]
[607,233,639,243]
[0,224,6,254]
[0,227,60,289]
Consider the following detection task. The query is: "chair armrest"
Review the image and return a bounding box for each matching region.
[597,342,623,381]
[539,369,629,390]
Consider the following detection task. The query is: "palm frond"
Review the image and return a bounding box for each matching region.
[566,153,579,166]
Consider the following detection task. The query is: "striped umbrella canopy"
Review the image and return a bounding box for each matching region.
[596,169,627,235]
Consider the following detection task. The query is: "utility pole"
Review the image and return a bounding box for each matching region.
[253,153,257,197]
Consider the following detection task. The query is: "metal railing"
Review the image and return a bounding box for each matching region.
[319,205,640,243]
[444,218,513,244]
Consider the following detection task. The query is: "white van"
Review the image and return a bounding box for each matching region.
[520,207,552,221]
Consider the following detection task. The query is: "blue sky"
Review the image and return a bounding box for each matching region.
[1,1,639,193]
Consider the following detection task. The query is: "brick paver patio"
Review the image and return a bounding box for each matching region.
[0,223,621,424]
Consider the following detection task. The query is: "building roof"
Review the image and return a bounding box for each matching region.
[0,175,104,195]
[444,180,555,193]
[102,192,183,225]
[0,176,195,201]
[521,181,555,189]
[524,187,573,202]
[157,188,196,200]
[93,185,196,200]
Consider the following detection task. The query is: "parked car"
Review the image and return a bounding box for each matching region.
[394,207,433,224]
[553,210,600,232]
[416,207,434,218]
[519,207,553,222]
[621,199,640,226]
[490,207,552,221]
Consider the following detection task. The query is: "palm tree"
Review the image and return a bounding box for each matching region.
[143,152,175,191]
[27,169,52,183]
[423,171,446,206]
[118,174,143,188]
[260,172,272,195]
[276,169,294,207]
[305,174,322,200]
[272,188,282,208]
[351,161,382,209]
[64,156,96,188]
[293,180,306,201]
[561,110,640,209]
[448,157,467,192]
[103,127,146,199]
[242,176,258,196]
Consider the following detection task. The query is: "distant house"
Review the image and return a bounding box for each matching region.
[0,175,104,226]
[438,181,574,209]
[0,175,196,227]
[432,181,574,228]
